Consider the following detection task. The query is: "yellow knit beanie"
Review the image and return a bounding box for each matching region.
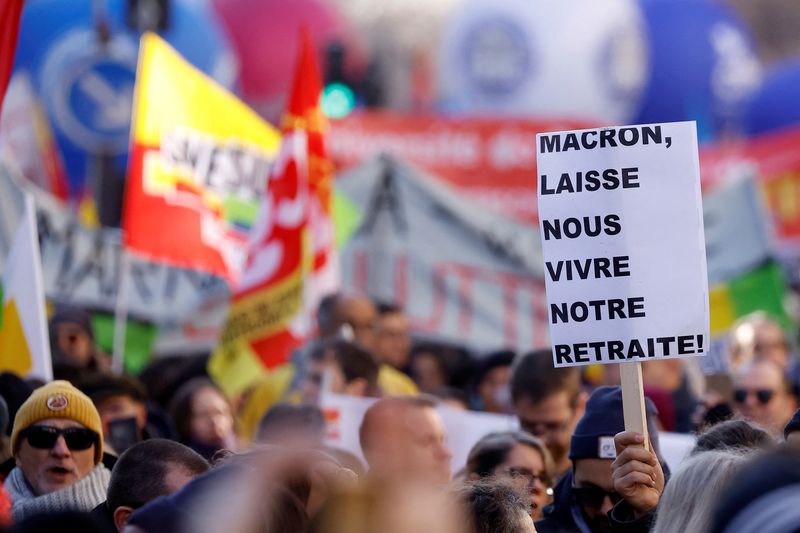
[11,380,104,464]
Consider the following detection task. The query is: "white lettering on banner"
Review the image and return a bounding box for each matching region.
[159,126,272,200]
[536,122,709,367]
[329,128,482,170]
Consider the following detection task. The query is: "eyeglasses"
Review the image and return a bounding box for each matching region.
[572,485,622,508]
[505,467,554,496]
[22,426,98,451]
[733,388,775,405]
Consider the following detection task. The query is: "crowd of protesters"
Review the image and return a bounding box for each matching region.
[0,293,799,532]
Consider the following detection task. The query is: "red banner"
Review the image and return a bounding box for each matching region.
[331,113,800,250]
[700,126,800,248]
[329,112,594,222]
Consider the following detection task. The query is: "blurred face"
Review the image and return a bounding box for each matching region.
[338,297,377,350]
[96,395,147,436]
[494,443,552,520]
[478,365,512,413]
[642,359,683,392]
[734,361,797,436]
[411,353,447,393]
[15,418,97,495]
[190,387,235,447]
[573,458,616,533]
[374,484,464,533]
[301,359,328,405]
[374,312,412,369]
[54,322,93,366]
[754,322,790,371]
[300,355,362,403]
[515,392,580,473]
[404,407,452,484]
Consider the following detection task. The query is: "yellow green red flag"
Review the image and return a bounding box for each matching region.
[123,33,281,282]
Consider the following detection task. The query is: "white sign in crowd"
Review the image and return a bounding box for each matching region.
[536,121,709,367]
[320,393,695,473]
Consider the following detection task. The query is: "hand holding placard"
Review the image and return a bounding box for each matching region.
[612,430,665,518]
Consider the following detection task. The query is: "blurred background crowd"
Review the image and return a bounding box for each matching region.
[2,0,800,531]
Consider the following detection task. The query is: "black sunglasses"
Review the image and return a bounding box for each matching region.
[22,426,98,451]
[572,485,622,508]
[733,388,775,405]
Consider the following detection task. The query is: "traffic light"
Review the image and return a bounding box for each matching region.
[322,41,356,118]
[321,82,355,118]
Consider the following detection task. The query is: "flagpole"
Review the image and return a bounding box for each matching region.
[112,251,131,374]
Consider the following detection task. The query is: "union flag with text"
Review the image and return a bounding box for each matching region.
[123,33,281,282]
[209,132,310,395]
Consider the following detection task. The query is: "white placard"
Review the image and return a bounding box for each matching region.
[319,392,695,473]
[320,393,518,474]
[536,121,709,367]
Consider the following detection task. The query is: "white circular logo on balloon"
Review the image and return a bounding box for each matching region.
[598,25,648,108]
[462,17,532,96]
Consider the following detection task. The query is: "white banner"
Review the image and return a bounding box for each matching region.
[320,393,517,474]
[536,122,709,367]
[0,156,229,324]
[320,392,694,473]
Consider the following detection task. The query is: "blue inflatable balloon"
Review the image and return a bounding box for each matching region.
[744,60,800,136]
[633,0,762,142]
[12,0,239,196]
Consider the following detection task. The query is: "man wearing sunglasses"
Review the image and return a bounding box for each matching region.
[4,380,110,520]
[536,386,665,533]
[733,359,799,437]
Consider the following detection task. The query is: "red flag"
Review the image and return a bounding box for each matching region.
[209,31,335,392]
[0,0,24,117]
[281,28,340,321]
[209,131,309,393]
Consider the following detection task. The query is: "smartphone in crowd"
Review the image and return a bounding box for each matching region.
[107,416,141,454]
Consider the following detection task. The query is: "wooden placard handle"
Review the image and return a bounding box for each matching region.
[620,361,649,450]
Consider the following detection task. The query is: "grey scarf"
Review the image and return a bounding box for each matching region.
[4,464,110,521]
